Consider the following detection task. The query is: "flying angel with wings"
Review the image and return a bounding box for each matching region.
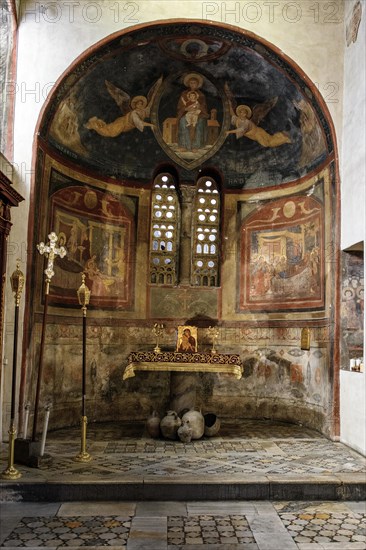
[85,76,163,137]
[224,83,291,148]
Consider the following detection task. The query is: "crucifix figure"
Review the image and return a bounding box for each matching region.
[31,231,67,442]
[37,231,67,295]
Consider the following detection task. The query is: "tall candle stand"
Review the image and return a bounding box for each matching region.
[32,232,66,442]
[2,261,24,480]
[74,273,92,462]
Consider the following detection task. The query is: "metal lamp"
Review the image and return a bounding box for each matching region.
[2,261,24,479]
[74,273,92,462]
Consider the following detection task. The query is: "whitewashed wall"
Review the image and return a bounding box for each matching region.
[340,0,365,456]
[341,0,365,250]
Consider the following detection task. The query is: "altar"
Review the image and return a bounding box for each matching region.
[123,351,243,413]
[123,351,243,380]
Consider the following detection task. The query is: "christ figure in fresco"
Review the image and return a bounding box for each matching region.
[176,73,209,151]
[183,91,201,128]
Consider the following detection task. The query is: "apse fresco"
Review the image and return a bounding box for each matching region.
[28,22,339,438]
[44,23,330,188]
[239,196,324,312]
[48,183,135,309]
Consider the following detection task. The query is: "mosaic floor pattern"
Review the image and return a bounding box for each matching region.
[1,420,365,483]
[0,501,365,549]
[1,516,132,547]
[167,515,256,545]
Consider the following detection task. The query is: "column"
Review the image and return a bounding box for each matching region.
[178,184,195,285]
[169,372,197,415]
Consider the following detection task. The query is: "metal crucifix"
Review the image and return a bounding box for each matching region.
[31,232,66,442]
[37,231,67,294]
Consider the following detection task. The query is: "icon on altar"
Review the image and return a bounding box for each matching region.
[176,325,198,353]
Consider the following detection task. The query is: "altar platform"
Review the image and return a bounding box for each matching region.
[1,419,365,503]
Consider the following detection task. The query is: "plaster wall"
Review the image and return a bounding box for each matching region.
[340,370,366,456]
[339,0,366,456]
[341,0,365,250]
[30,323,332,436]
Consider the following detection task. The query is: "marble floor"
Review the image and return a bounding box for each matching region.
[0,500,365,549]
[0,420,365,548]
[2,420,366,482]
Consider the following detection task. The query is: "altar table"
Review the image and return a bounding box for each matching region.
[123,351,243,380]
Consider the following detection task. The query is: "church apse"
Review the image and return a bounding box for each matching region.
[25,21,339,438]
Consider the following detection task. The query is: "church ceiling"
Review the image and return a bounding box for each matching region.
[40,22,333,189]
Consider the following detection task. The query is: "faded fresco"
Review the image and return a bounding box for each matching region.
[346,0,363,46]
[155,72,226,170]
[240,196,324,312]
[26,22,339,439]
[85,76,163,140]
[44,24,329,188]
[341,251,364,365]
[37,322,332,435]
[49,184,135,309]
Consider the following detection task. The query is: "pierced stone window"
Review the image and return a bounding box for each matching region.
[149,173,180,285]
[191,176,220,286]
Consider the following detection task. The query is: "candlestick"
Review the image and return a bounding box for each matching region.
[2,260,24,480]
[74,273,92,462]
[152,323,164,353]
[207,326,220,354]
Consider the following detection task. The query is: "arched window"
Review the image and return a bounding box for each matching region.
[149,172,180,285]
[191,176,220,286]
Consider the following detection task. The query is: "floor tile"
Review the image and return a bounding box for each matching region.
[0,515,133,547]
[136,502,187,516]
[128,516,167,549]
[58,501,136,516]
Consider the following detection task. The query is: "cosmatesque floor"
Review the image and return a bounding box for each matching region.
[0,420,365,548]
[0,499,365,549]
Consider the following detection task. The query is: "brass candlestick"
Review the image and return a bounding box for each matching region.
[2,261,24,479]
[152,323,164,353]
[74,273,92,462]
[207,326,219,354]
[32,232,66,442]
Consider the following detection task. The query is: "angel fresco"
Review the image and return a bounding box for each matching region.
[225,83,291,148]
[85,76,163,137]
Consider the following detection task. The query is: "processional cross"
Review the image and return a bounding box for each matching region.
[37,231,67,294]
[31,231,67,441]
